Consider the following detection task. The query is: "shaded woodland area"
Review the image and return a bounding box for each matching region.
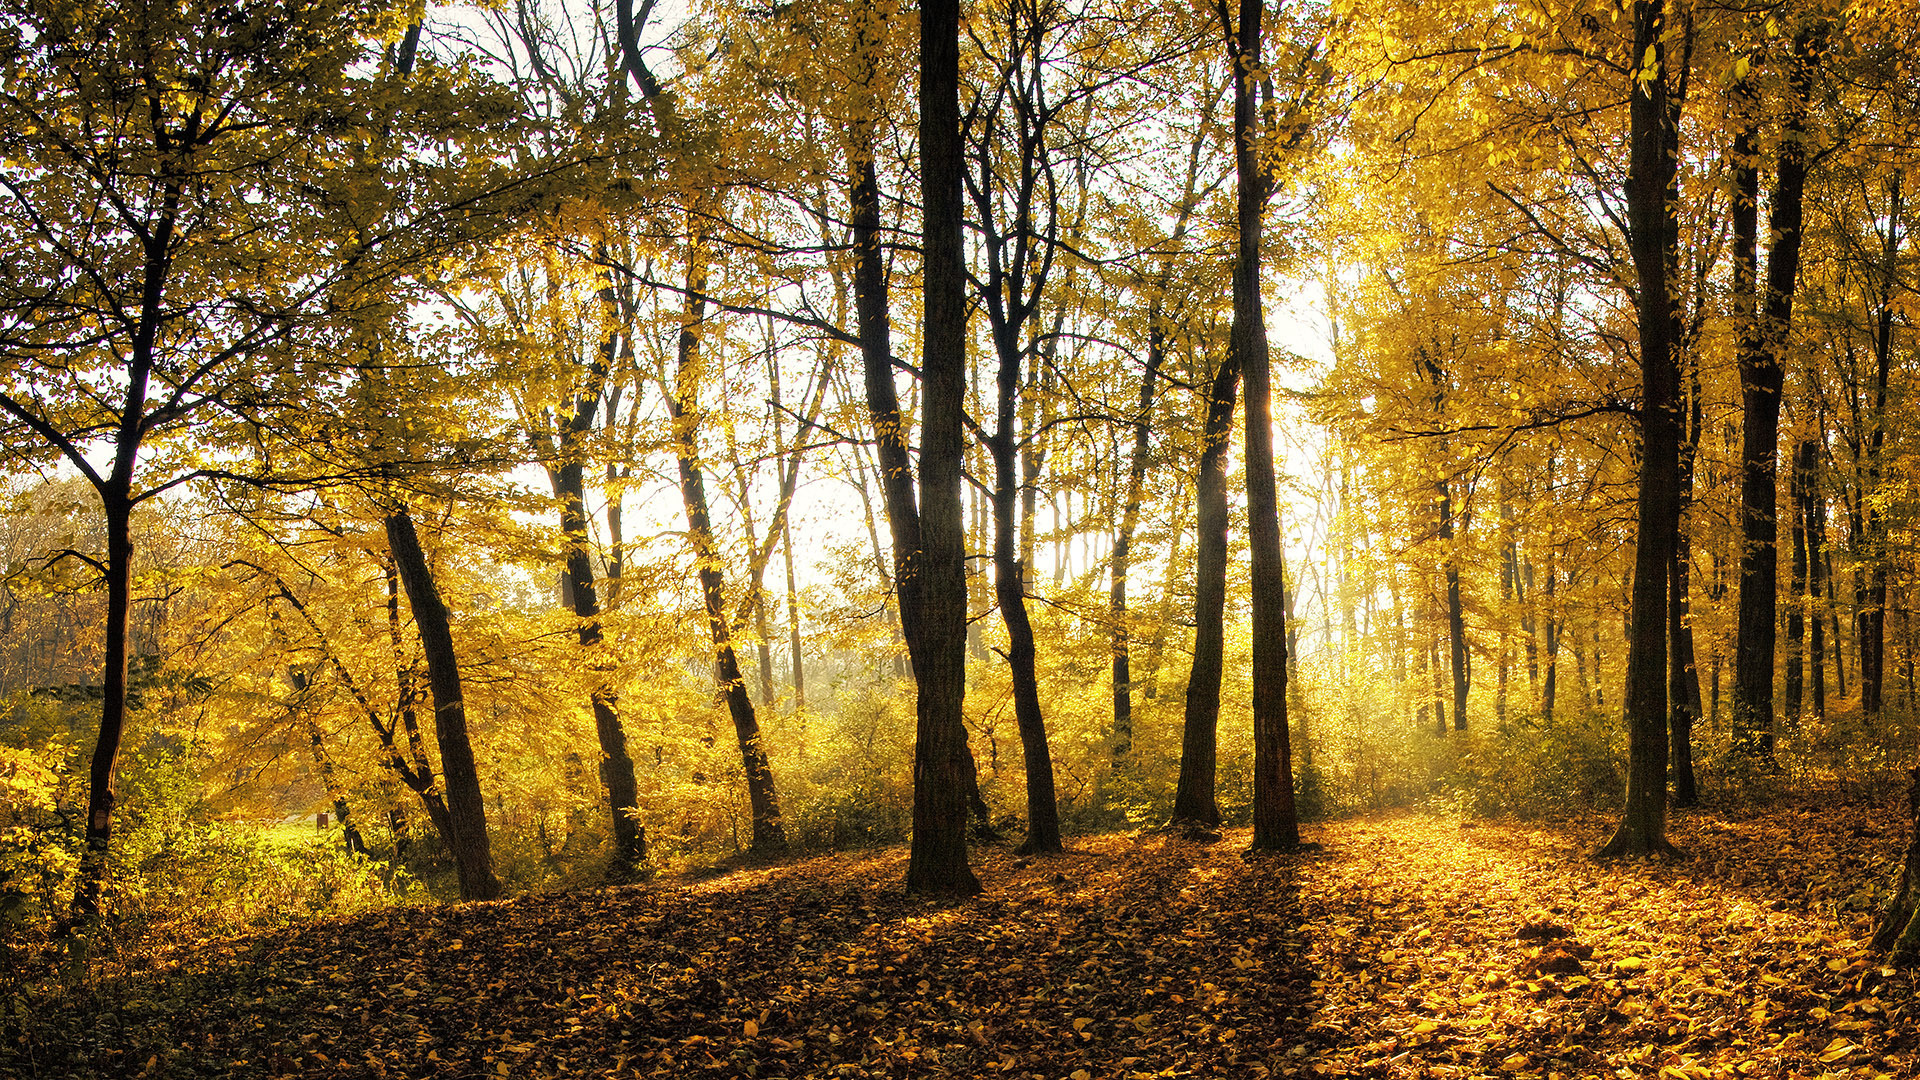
[4,0,1920,1071]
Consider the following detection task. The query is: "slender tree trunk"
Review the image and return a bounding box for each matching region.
[1223,0,1298,851]
[988,332,1061,854]
[907,0,980,895]
[668,272,786,855]
[72,490,135,923]
[1861,174,1902,722]
[384,509,501,899]
[384,561,458,853]
[1671,355,1704,806]
[1596,0,1681,858]
[1172,349,1238,831]
[1802,438,1827,720]
[1109,310,1165,761]
[784,519,807,712]
[1732,29,1814,753]
[1786,440,1809,721]
[1543,554,1560,724]
[1438,478,1469,731]
[291,663,367,856]
[545,354,648,875]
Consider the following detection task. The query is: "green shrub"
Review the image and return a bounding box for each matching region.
[1452,707,1625,818]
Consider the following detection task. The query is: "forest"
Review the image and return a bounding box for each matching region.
[2,0,1920,1074]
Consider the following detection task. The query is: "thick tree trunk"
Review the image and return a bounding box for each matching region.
[1225,0,1298,851]
[384,509,501,900]
[1171,349,1239,831]
[1596,0,1681,859]
[1874,768,1920,964]
[907,0,981,895]
[1728,102,1775,754]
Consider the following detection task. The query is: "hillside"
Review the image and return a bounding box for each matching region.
[8,798,1915,1079]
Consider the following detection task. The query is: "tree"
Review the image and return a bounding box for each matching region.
[1222,0,1302,851]
[899,0,984,897]
[0,0,528,919]
[1594,0,1684,859]
[1731,24,1820,756]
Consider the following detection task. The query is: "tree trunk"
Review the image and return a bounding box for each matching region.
[384,509,501,899]
[668,275,787,856]
[1596,0,1681,859]
[1109,310,1165,761]
[546,366,648,875]
[1807,448,1829,722]
[1786,439,1809,721]
[784,519,807,712]
[1732,28,1814,753]
[1439,478,1469,731]
[1543,553,1560,725]
[989,336,1061,854]
[907,0,981,895]
[72,489,135,923]
[1873,768,1920,964]
[1171,348,1239,831]
[1861,173,1902,722]
[1671,356,1704,806]
[1226,0,1298,851]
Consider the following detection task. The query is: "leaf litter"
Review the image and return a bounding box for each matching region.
[6,794,1915,1079]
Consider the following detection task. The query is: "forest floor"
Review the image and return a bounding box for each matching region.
[6,794,1916,1080]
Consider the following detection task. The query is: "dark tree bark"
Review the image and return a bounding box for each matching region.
[1670,359,1705,807]
[667,277,787,856]
[1731,28,1814,753]
[383,509,501,900]
[1595,0,1682,859]
[1803,438,1828,721]
[967,2,1071,856]
[784,519,807,712]
[383,561,458,853]
[1874,768,1920,964]
[906,0,981,895]
[1786,439,1810,721]
[1860,174,1902,722]
[987,327,1061,852]
[1109,313,1164,761]
[541,338,647,876]
[1222,0,1298,852]
[71,491,135,922]
[1171,349,1239,831]
[1439,477,1469,731]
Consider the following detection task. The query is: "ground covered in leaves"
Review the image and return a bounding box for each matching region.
[7,795,1916,1079]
